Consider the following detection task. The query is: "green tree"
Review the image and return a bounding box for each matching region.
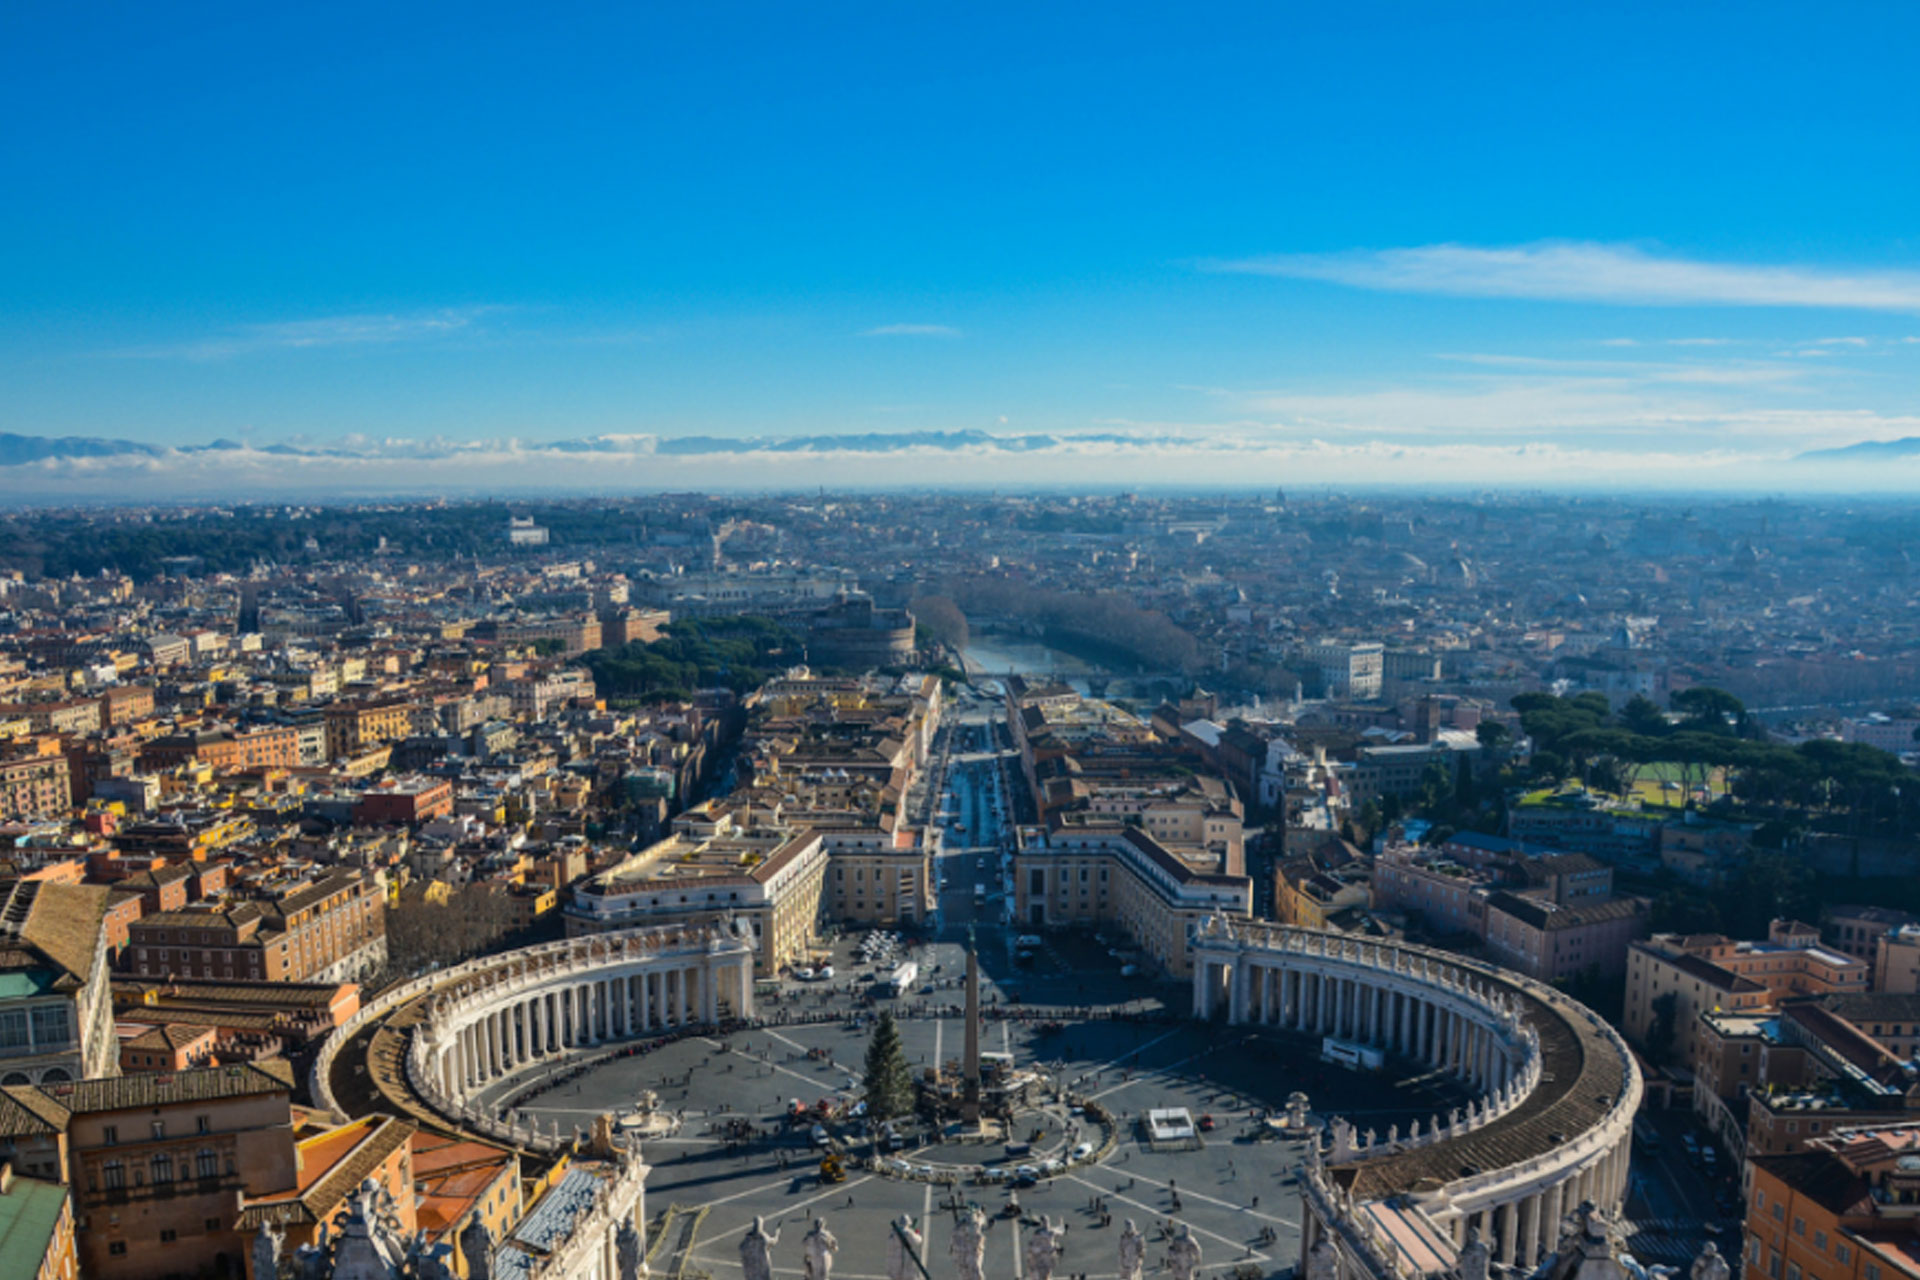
[1474,721,1512,753]
[862,1010,915,1123]
[1620,695,1671,738]
[1645,991,1681,1067]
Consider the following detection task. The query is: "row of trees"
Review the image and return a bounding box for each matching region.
[584,615,806,703]
[1514,689,1917,836]
[937,575,1202,672]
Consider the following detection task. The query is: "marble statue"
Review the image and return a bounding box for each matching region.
[1328,1116,1356,1160]
[802,1216,839,1280]
[1458,1225,1491,1280]
[251,1221,284,1280]
[1306,1237,1339,1280]
[740,1215,780,1280]
[1691,1242,1731,1280]
[1025,1216,1066,1280]
[616,1219,644,1280]
[1117,1219,1146,1280]
[1166,1223,1202,1280]
[886,1214,924,1280]
[950,1206,988,1280]
[458,1219,493,1280]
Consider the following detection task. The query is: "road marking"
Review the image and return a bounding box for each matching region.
[701,1033,847,1093]
[1073,1166,1299,1229]
[1063,1172,1273,1261]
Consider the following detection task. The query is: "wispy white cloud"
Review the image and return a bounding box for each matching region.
[110,306,507,360]
[859,323,961,338]
[1814,336,1871,346]
[1207,242,1920,313]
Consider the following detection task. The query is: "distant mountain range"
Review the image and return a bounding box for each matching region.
[1798,437,1920,461]
[0,427,1176,466]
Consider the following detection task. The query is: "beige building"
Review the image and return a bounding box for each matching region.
[1875,923,1920,993]
[1624,925,1868,1069]
[49,1061,300,1280]
[1012,826,1251,977]
[565,806,830,975]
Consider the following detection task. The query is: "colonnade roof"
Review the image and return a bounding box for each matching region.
[1335,980,1626,1200]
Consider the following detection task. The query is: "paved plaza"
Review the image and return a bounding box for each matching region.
[502,934,1469,1280]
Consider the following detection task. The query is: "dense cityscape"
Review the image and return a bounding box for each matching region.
[0,492,1909,1279]
[11,5,1920,1280]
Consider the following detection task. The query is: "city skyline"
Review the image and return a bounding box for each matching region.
[5,4,1920,496]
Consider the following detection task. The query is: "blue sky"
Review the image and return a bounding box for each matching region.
[4,2,1920,491]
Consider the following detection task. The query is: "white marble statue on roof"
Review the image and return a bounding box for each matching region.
[251,1221,284,1280]
[1117,1219,1145,1280]
[1458,1225,1491,1280]
[1025,1216,1067,1280]
[802,1216,839,1280]
[950,1205,988,1280]
[1691,1242,1730,1280]
[616,1219,644,1280]
[885,1214,923,1280]
[1166,1223,1203,1280]
[459,1219,493,1280]
[740,1215,779,1280]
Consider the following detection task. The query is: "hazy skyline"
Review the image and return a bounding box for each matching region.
[5,3,1920,494]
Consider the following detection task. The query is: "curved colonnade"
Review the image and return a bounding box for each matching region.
[1192,920,1641,1280]
[314,921,757,1155]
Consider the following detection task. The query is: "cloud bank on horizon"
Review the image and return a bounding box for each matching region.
[0,425,1914,502]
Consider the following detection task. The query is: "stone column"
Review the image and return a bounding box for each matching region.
[1500,1195,1519,1265]
[678,968,691,1025]
[1544,1179,1566,1257]
[1520,1192,1541,1268]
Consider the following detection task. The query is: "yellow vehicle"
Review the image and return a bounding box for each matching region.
[819,1154,846,1184]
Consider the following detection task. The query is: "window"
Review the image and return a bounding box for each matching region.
[0,1009,27,1051]
[196,1149,218,1179]
[102,1124,119,1146]
[29,1005,68,1047]
[102,1160,125,1189]
[1792,1218,1805,1238]
[1838,1245,1852,1265]
[1867,1266,1882,1280]
[150,1153,173,1184]
[1787,1266,1801,1280]
[160,1229,177,1243]
[196,1115,210,1135]
[206,1217,221,1231]
[108,1243,127,1257]
[1813,1231,1827,1252]
[151,1120,166,1140]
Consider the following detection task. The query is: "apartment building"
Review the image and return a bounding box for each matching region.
[1625,926,1868,1069]
[0,754,71,821]
[47,1061,300,1280]
[1301,639,1385,700]
[123,869,387,984]
[1482,892,1648,982]
[1747,1122,1920,1280]
[322,699,413,761]
[1828,906,1918,966]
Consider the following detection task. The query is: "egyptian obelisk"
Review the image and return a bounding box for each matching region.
[961,926,982,1123]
